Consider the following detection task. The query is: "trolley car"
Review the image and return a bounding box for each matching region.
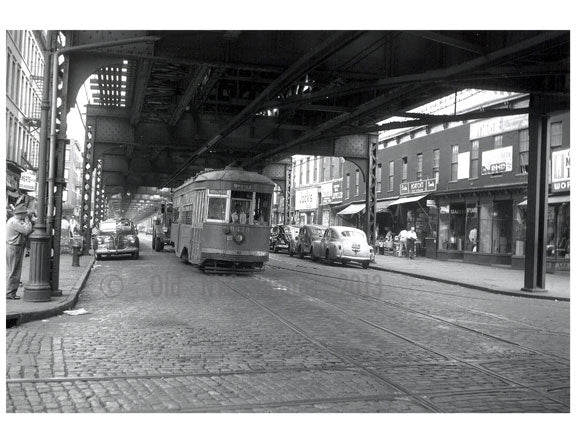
[171,166,275,273]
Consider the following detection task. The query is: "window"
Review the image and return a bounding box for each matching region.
[470,140,479,179]
[345,173,350,199]
[180,204,193,224]
[299,161,303,186]
[64,168,69,180]
[494,134,503,148]
[451,145,459,181]
[550,122,562,147]
[207,196,227,222]
[438,203,466,251]
[518,129,529,174]
[376,163,382,192]
[388,160,394,190]
[401,157,408,183]
[65,148,70,161]
[416,154,423,180]
[62,190,68,203]
[433,149,439,181]
[330,159,335,180]
[306,158,310,184]
[355,169,360,196]
[313,157,318,183]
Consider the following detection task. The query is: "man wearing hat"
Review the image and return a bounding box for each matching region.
[6,204,33,300]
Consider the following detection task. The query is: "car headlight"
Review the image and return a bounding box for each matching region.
[162,227,169,233]
[126,235,137,243]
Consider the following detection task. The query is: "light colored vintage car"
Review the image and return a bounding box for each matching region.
[310,226,374,268]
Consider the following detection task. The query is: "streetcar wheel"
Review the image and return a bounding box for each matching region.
[362,261,370,269]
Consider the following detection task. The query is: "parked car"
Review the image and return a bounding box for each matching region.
[294,224,324,258]
[310,226,374,268]
[93,218,140,260]
[270,225,300,253]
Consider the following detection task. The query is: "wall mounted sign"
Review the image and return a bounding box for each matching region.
[481,146,513,175]
[295,188,319,210]
[400,178,437,195]
[551,148,570,193]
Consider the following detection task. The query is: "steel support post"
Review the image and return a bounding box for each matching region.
[284,163,292,225]
[522,96,549,292]
[23,32,55,302]
[81,125,95,254]
[365,139,378,246]
[49,37,71,296]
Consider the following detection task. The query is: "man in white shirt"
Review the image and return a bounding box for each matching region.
[406,226,418,259]
[398,228,408,257]
[6,205,33,299]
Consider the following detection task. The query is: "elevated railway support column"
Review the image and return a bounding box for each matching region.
[522,95,551,292]
[24,31,55,302]
[262,161,292,225]
[334,134,379,245]
[81,124,95,254]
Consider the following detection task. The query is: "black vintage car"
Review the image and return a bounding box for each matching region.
[269,224,300,253]
[93,218,140,260]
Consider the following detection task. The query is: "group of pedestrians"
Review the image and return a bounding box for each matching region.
[398,226,418,259]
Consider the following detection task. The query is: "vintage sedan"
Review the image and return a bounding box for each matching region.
[93,218,140,260]
[294,224,325,258]
[270,224,300,253]
[310,226,374,268]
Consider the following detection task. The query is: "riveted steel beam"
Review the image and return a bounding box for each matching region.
[131,59,152,126]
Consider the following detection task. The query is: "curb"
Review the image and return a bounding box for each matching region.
[7,257,96,327]
[370,264,570,302]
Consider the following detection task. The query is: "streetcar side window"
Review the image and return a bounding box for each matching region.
[181,204,193,224]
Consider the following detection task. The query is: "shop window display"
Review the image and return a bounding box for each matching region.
[438,203,465,250]
[547,203,570,259]
[491,201,513,254]
[479,202,493,253]
[513,203,527,256]
[465,203,479,251]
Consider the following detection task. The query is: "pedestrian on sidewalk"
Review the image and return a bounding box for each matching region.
[398,228,408,257]
[6,205,33,300]
[406,226,418,259]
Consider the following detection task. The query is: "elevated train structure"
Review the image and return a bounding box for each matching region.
[28,30,570,293]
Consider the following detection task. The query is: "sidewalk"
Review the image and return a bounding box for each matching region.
[371,253,570,302]
[6,250,95,327]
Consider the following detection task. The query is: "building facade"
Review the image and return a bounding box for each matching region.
[338,91,569,270]
[5,30,45,207]
[61,139,84,220]
[291,155,344,227]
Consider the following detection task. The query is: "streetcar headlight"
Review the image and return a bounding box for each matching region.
[233,233,245,244]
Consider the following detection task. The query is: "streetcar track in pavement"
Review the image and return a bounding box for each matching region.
[232,271,569,409]
[215,277,446,413]
[267,260,570,340]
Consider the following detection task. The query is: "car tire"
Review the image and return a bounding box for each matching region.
[298,246,305,259]
[152,235,156,249]
[341,259,349,266]
[132,251,139,260]
[273,243,279,253]
[155,240,163,252]
[95,253,101,261]
[310,247,318,261]
[362,261,370,269]
[289,245,294,257]
[325,250,334,265]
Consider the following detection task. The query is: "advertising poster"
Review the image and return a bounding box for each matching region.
[551,148,570,192]
[295,188,319,211]
[481,146,513,175]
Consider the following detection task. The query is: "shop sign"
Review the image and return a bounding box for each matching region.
[19,170,37,192]
[551,148,570,193]
[439,205,450,214]
[233,183,253,191]
[426,199,436,207]
[400,178,437,195]
[331,180,343,203]
[321,182,333,205]
[295,188,318,211]
[469,114,528,140]
[481,146,513,175]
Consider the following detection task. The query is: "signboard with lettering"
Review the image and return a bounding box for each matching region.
[331,180,343,203]
[551,148,570,193]
[232,183,253,191]
[321,182,333,205]
[400,179,437,195]
[481,146,513,175]
[19,170,37,192]
[469,114,528,140]
[295,188,319,211]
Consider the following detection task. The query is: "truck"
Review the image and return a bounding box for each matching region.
[152,200,175,252]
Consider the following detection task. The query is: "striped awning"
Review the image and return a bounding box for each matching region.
[388,194,428,206]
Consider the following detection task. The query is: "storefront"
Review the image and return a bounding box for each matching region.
[294,186,320,226]
[435,187,525,265]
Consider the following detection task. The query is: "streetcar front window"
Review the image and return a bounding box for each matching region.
[207,197,227,222]
[254,192,272,226]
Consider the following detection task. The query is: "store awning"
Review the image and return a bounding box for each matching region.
[518,195,570,206]
[337,202,365,215]
[388,194,429,206]
[376,200,396,212]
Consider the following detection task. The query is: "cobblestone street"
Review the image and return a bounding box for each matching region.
[6,236,570,413]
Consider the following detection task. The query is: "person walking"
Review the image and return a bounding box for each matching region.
[406,226,418,259]
[6,205,33,300]
[398,228,408,258]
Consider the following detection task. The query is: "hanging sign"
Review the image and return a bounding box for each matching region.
[19,170,37,192]
[481,146,513,175]
[551,148,570,193]
[295,188,318,211]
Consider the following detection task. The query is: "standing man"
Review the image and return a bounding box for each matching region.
[6,205,33,300]
[406,226,418,259]
[398,227,408,257]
